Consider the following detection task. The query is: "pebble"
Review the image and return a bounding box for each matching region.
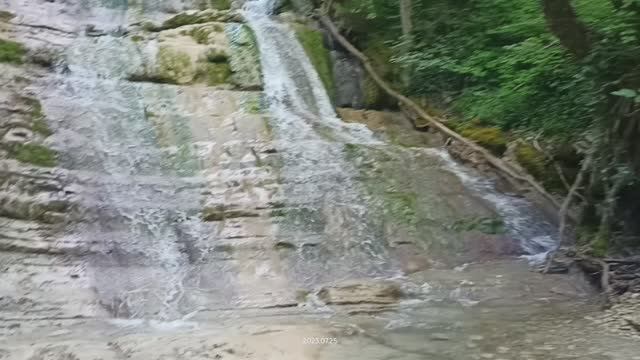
[480,353,494,359]
[469,335,484,341]
[496,346,509,353]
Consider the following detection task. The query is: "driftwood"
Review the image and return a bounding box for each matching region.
[543,155,592,273]
[317,14,564,213]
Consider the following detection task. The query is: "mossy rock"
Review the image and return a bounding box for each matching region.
[240,93,264,114]
[189,27,213,44]
[156,9,241,32]
[225,23,262,90]
[450,216,505,235]
[514,143,546,179]
[204,48,229,63]
[384,191,419,226]
[157,47,194,84]
[196,62,232,85]
[20,97,52,137]
[209,0,231,10]
[0,38,26,64]
[461,127,508,156]
[292,24,335,101]
[9,143,57,167]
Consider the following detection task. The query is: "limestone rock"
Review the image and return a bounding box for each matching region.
[317,280,404,305]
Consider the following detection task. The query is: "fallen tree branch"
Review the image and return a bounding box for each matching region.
[543,154,592,273]
[318,13,563,211]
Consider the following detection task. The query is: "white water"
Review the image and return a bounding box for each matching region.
[426,148,557,258]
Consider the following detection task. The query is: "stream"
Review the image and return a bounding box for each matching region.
[0,0,639,358]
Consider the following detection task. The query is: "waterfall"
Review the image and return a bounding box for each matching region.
[243,0,556,266]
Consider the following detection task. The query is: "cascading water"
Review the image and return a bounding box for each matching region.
[243,0,402,286]
[243,0,556,274]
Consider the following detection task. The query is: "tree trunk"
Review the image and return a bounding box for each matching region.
[541,0,591,59]
[400,0,413,37]
[399,0,413,87]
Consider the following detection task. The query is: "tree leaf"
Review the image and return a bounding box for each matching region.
[611,89,637,98]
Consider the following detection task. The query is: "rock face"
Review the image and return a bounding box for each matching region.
[1,1,640,359]
[331,50,366,108]
[317,280,404,305]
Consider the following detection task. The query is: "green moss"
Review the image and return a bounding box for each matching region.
[0,38,26,64]
[157,47,193,84]
[292,25,335,101]
[142,22,160,32]
[225,23,263,90]
[384,191,418,226]
[209,0,231,10]
[461,126,508,155]
[515,143,546,179]
[450,216,505,235]
[240,93,263,114]
[205,48,228,63]
[195,62,231,85]
[20,97,52,137]
[9,143,57,167]
[0,10,15,21]
[159,10,237,31]
[130,34,144,42]
[32,118,52,137]
[189,27,212,44]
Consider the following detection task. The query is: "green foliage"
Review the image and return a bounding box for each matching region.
[293,25,335,100]
[10,143,57,167]
[333,0,640,253]
[334,0,638,139]
[0,38,26,64]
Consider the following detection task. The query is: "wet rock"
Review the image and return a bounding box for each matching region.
[2,127,33,143]
[429,333,451,341]
[317,280,404,305]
